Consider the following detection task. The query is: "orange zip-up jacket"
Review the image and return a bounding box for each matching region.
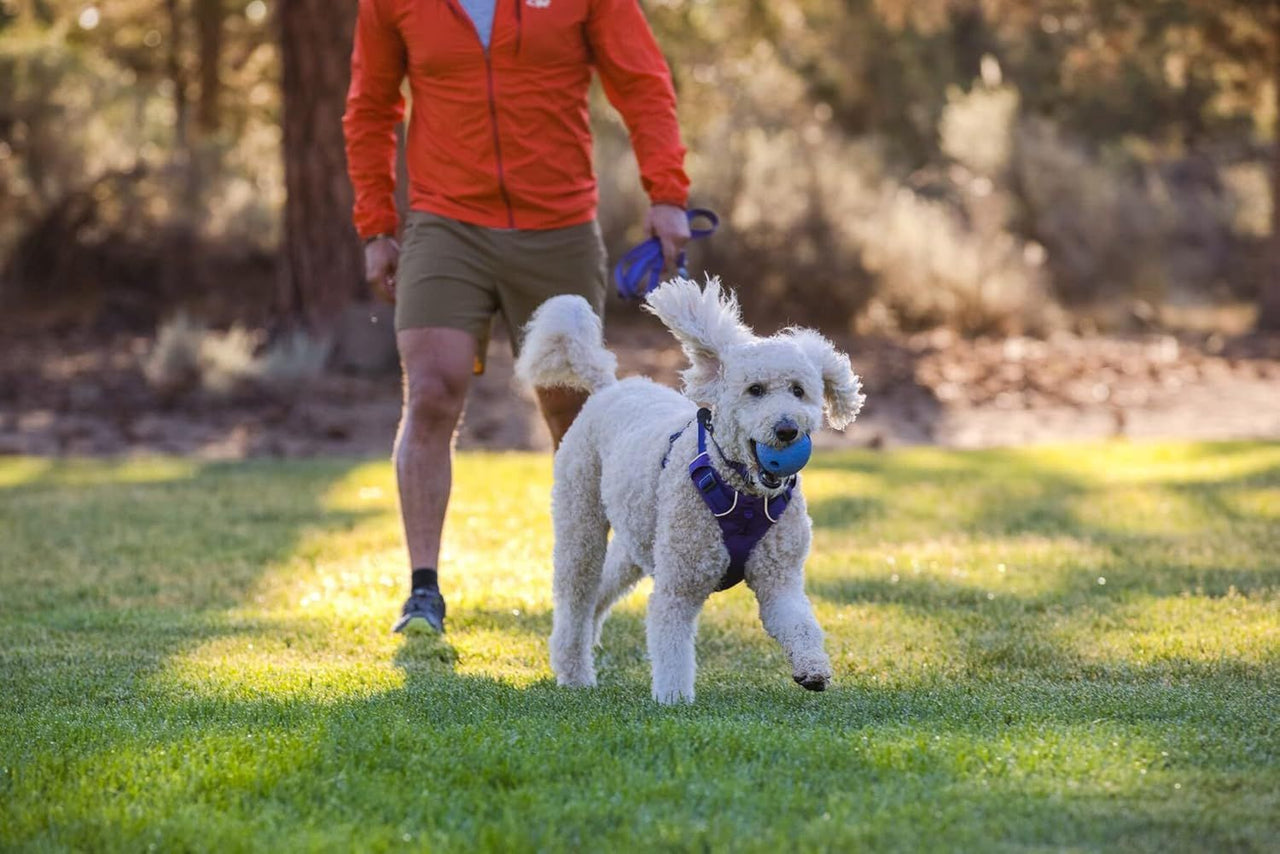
[343,0,689,238]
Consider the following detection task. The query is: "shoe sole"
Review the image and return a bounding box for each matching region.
[394,614,443,636]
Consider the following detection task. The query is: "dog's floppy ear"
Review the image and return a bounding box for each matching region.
[786,328,865,430]
[644,277,752,404]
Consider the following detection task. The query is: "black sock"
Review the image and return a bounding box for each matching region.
[411,567,438,592]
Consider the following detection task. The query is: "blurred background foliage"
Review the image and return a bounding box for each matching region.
[2,0,1279,341]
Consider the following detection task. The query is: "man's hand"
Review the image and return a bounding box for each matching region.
[646,204,691,274]
[364,236,400,303]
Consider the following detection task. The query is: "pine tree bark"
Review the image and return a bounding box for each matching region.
[166,0,190,155]
[1265,143,1280,329]
[196,0,224,133]
[277,0,363,332]
[1263,3,1280,330]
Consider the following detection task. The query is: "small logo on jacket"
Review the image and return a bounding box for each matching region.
[526,0,550,7]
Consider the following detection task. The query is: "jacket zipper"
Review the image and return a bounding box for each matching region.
[483,53,516,228]
[445,0,516,228]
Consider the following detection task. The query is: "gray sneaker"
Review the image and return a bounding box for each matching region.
[392,587,446,635]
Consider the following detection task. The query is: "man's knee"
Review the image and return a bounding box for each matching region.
[397,327,475,439]
[404,370,468,435]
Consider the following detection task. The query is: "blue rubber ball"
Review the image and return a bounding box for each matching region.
[754,434,812,478]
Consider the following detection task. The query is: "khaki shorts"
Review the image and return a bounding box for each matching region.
[395,210,608,373]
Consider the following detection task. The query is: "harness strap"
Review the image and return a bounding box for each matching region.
[669,407,794,591]
[660,422,689,470]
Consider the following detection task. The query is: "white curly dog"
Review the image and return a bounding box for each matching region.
[515,278,864,704]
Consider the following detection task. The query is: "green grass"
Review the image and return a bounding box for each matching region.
[1,442,1277,852]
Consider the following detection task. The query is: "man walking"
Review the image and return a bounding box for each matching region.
[343,0,690,634]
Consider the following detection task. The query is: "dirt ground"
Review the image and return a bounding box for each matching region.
[2,315,1279,458]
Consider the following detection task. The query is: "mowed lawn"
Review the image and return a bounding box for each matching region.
[1,442,1277,852]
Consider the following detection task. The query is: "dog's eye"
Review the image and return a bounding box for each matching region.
[791,383,805,399]
[746,383,765,398]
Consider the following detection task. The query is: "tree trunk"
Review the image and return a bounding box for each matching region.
[277,0,363,332]
[166,0,190,156]
[168,0,204,218]
[1265,142,1280,329]
[195,0,224,133]
[1263,4,1280,330]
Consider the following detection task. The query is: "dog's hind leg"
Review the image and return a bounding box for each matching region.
[548,458,609,687]
[592,539,643,648]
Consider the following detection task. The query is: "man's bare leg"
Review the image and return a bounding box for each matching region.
[536,386,590,450]
[391,327,476,633]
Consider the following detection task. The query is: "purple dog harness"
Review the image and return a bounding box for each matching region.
[664,408,796,592]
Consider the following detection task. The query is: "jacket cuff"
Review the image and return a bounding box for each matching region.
[645,170,690,209]
[356,212,400,241]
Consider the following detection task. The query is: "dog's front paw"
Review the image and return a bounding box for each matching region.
[793,672,829,692]
[792,656,832,692]
[783,647,834,696]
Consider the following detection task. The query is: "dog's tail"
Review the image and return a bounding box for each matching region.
[515,295,618,394]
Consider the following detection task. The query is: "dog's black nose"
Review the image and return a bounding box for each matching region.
[774,424,799,444]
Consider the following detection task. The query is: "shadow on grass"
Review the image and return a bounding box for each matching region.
[0,457,376,707]
[806,492,886,530]
[801,444,1279,687]
[2,449,1277,849]
[806,446,1280,595]
[453,604,554,637]
[5,647,1271,850]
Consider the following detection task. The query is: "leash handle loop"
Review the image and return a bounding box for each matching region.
[613,208,719,301]
[686,208,718,239]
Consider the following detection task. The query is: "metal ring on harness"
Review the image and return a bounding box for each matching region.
[612,208,719,300]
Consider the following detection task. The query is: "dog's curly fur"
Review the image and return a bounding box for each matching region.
[515,278,865,704]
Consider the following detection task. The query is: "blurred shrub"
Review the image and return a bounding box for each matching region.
[2,166,275,327]
[598,68,1053,335]
[144,313,330,400]
[3,0,1272,338]
[143,312,204,396]
[854,80,1052,335]
[851,184,1054,336]
[0,4,279,328]
[597,38,1248,336]
[593,0,1271,336]
[255,330,334,388]
[1012,119,1237,312]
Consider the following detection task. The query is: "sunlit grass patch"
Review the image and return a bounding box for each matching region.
[1060,590,1280,673]
[0,456,202,490]
[1,442,1277,851]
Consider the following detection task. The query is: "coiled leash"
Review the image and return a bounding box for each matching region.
[613,208,719,300]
